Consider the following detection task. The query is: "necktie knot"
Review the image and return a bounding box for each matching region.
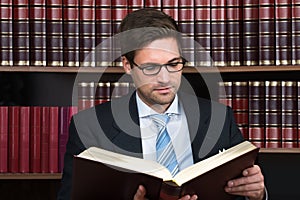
[151,114,170,129]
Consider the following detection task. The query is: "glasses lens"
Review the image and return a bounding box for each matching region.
[142,64,161,75]
[166,62,183,72]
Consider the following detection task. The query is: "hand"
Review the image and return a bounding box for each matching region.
[225,165,265,200]
[133,185,198,200]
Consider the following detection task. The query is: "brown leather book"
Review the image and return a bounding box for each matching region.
[71,141,259,200]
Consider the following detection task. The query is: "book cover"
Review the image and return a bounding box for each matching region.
[77,82,95,111]
[0,106,8,172]
[71,141,259,200]
[63,0,80,67]
[218,81,232,107]
[0,0,13,66]
[94,82,110,105]
[291,0,300,65]
[30,106,41,173]
[19,106,30,173]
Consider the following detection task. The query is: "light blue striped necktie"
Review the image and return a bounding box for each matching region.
[151,114,179,176]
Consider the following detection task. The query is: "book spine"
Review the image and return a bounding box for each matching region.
[58,106,69,172]
[232,81,249,140]
[275,0,292,65]
[259,1,275,65]
[13,0,30,66]
[41,106,50,172]
[78,82,95,111]
[281,81,298,148]
[226,0,242,66]
[178,0,194,66]
[292,0,300,65]
[110,82,130,99]
[194,1,211,67]
[63,0,80,67]
[29,0,47,66]
[162,0,178,21]
[211,0,227,66]
[111,0,127,67]
[49,106,59,173]
[127,0,143,12]
[19,106,30,173]
[249,81,265,148]
[218,81,232,107]
[95,82,111,105]
[8,106,20,173]
[0,106,8,172]
[95,0,112,67]
[46,0,63,66]
[79,0,96,67]
[0,1,13,66]
[30,106,41,173]
[265,81,282,148]
[243,0,259,66]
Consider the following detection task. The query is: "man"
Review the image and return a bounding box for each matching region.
[58,8,266,200]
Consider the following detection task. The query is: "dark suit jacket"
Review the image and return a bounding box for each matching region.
[57,91,245,200]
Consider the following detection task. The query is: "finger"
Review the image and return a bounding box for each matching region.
[242,165,261,176]
[179,194,198,200]
[225,182,264,193]
[227,169,264,187]
[133,185,147,200]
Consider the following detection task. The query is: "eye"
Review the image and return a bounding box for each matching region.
[167,62,180,67]
[143,64,160,71]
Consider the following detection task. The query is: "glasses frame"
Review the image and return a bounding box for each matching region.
[131,59,186,76]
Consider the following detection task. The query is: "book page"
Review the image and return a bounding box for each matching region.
[78,147,173,181]
[173,141,258,186]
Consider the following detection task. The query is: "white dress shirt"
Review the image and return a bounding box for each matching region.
[136,93,194,172]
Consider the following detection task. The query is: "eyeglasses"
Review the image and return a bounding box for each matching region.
[131,60,186,76]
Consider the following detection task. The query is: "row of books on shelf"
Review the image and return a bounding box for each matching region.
[218,80,300,148]
[0,1,299,67]
[0,106,78,173]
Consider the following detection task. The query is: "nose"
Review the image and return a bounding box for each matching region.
[156,66,170,83]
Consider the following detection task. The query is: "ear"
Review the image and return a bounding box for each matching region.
[122,56,131,75]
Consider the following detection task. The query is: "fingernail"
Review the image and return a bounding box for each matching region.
[243,170,248,176]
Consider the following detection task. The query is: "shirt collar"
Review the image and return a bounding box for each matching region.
[136,92,180,118]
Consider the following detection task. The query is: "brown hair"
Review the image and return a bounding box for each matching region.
[118,8,181,64]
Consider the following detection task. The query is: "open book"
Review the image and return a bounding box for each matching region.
[71,141,259,200]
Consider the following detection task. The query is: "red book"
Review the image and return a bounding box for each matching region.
[162,0,178,21]
[248,81,265,148]
[218,81,232,107]
[259,1,275,65]
[0,0,13,66]
[63,0,80,67]
[0,106,8,172]
[265,81,282,148]
[194,0,211,67]
[58,107,69,172]
[232,81,249,140]
[8,106,20,173]
[211,0,227,66]
[19,106,30,173]
[292,0,300,65]
[275,0,292,65]
[78,82,95,111]
[281,81,298,148]
[41,106,50,173]
[30,106,41,172]
[243,0,259,66]
[29,0,46,66]
[49,106,59,173]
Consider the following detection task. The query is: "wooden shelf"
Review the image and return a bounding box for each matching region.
[0,173,62,180]
[1,65,300,73]
[260,148,300,154]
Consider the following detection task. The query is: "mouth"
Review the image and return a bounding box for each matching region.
[154,86,173,94]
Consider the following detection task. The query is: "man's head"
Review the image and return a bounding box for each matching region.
[119,9,185,113]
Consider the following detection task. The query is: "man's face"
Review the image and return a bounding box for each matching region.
[123,37,183,112]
